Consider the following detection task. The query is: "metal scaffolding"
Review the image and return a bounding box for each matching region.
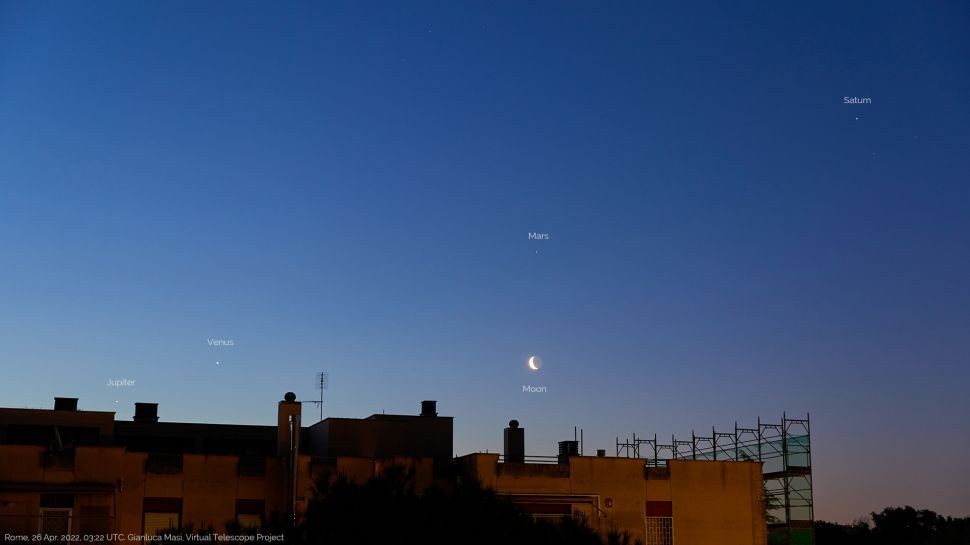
[617,413,813,545]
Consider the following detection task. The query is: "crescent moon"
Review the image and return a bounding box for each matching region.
[528,356,541,371]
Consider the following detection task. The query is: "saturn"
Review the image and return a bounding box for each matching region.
[527,355,543,371]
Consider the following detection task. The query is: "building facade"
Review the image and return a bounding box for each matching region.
[459,425,767,545]
[0,395,448,538]
[0,396,766,544]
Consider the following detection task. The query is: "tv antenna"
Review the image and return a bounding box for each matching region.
[302,372,329,422]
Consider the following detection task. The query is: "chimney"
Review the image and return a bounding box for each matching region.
[133,403,159,422]
[277,392,302,527]
[558,440,579,464]
[53,397,78,411]
[420,400,437,417]
[504,420,525,463]
[277,392,302,457]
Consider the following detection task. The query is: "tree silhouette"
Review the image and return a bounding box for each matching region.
[816,506,970,545]
[303,465,614,545]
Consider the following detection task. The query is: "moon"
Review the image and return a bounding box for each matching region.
[528,356,542,371]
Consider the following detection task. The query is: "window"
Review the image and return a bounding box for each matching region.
[39,494,74,543]
[145,453,183,474]
[143,498,182,535]
[645,501,673,545]
[235,499,264,529]
[39,508,72,541]
[144,512,179,535]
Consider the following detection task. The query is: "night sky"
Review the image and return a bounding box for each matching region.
[1,1,968,522]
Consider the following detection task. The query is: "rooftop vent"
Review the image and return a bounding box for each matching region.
[558,440,579,464]
[420,400,437,417]
[133,403,159,423]
[53,397,78,411]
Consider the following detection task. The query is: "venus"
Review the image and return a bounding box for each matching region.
[528,355,543,371]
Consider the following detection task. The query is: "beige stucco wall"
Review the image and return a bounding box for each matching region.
[668,459,767,545]
[460,453,766,545]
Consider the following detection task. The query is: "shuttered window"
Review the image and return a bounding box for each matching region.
[236,499,265,529]
[143,497,182,535]
[143,512,180,535]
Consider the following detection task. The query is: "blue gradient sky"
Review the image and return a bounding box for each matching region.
[1,1,968,522]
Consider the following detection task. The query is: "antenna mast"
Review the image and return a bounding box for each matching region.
[314,371,329,422]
